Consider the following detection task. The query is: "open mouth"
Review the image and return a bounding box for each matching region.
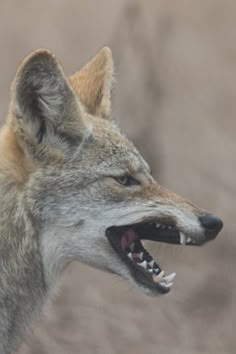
[106,220,201,294]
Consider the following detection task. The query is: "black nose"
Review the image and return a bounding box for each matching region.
[199,214,223,238]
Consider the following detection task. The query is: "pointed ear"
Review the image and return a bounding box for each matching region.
[11,49,89,156]
[69,47,114,119]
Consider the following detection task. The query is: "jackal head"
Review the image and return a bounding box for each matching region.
[5,48,223,295]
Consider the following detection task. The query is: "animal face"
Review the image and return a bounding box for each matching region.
[4,48,223,295]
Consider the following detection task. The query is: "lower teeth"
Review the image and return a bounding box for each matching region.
[138,260,147,269]
[153,271,176,288]
[153,267,161,275]
[126,242,176,289]
[127,249,161,274]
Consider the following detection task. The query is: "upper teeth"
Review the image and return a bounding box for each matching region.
[180,232,195,245]
[180,232,187,245]
[187,237,192,243]
[156,223,174,230]
[155,223,196,245]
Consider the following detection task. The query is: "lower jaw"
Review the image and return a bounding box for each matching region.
[105,217,219,294]
[106,227,178,294]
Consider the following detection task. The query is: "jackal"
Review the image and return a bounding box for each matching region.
[0,47,223,353]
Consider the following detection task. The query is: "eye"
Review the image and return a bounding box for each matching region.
[114,175,140,187]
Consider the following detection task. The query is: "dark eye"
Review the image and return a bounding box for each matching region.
[114,175,140,187]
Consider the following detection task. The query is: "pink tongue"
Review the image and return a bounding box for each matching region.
[121,229,137,251]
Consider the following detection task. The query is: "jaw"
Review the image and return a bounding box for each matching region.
[40,207,220,296]
[105,217,208,295]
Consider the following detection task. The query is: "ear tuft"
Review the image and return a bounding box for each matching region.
[69,47,114,119]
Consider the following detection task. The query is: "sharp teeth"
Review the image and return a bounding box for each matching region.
[127,252,133,260]
[159,281,173,288]
[138,260,147,269]
[130,242,135,251]
[180,232,187,245]
[148,269,153,273]
[153,267,160,274]
[148,260,155,267]
[137,252,143,261]
[156,272,176,288]
[156,223,161,228]
[153,270,165,283]
[164,272,176,283]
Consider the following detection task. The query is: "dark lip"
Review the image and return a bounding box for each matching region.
[133,222,180,245]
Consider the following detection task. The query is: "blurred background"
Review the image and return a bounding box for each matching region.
[0,1,235,353]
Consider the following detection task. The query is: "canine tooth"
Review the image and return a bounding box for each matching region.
[127,252,133,260]
[148,269,153,273]
[138,260,147,269]
[153,270,165,283]
[156,223,161,228]
[164,272,176,283]
[180,232,187,245]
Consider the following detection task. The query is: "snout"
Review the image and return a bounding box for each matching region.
[199,214,223,241]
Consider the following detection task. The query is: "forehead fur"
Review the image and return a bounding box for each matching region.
[78,115,149,175]
[0,47,148,184]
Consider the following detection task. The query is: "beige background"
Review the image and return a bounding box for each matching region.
[0,1,235,353]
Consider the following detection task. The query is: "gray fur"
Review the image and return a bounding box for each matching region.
[0,49,216,353]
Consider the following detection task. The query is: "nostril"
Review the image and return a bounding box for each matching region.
[199,214,223,233]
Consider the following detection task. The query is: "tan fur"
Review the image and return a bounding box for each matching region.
[0,47,223,354]
[69,47,113,119]
[0,124,34,183]
[0,47,113,184]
